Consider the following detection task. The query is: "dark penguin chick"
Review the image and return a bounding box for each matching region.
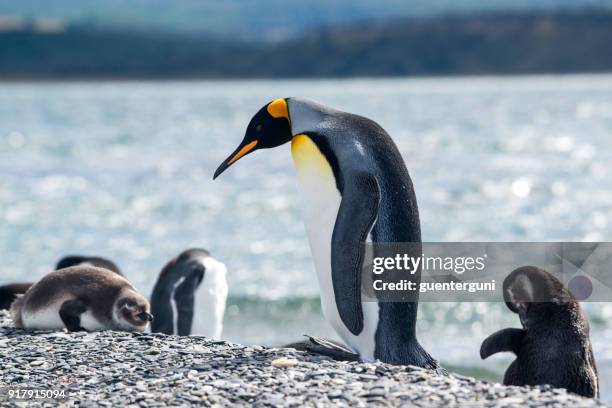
[10,266,152,332]
[56,255,122,275]
[214,97,438,369]
[0,255,122,311]
[480,266,599,398]
[150,248,227,338]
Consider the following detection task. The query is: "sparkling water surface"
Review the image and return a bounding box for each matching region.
[1,75,611,399]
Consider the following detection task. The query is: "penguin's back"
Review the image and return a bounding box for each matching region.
[303,109,421,243]
[511,309,599,397]
[507,331,598,398]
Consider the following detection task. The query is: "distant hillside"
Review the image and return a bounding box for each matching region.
[1,12,612,78]
[0,0,611,38]
[261,12,612,76]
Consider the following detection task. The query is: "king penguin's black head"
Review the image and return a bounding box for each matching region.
[213,98,292,179]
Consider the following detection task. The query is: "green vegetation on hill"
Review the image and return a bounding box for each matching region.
[1,12,611,79]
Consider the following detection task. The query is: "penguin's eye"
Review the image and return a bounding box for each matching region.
[122,301,137,310]
[256,124,262,133]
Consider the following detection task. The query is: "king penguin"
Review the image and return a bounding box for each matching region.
[214,97,438,369]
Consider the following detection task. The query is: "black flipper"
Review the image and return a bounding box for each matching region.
[59,299,87,332]
[331,173,380,335]
[0,282,33,310]
[284,335,360,362]
[480,328,526,359]
[174,266,205,336]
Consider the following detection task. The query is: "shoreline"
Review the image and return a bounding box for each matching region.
[0,72,612,84]
[0,312,607,407]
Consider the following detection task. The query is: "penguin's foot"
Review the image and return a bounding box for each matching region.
[283,335,360,362]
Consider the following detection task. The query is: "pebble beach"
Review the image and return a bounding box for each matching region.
[0,312,607,407]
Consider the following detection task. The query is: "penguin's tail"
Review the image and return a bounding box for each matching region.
[283,335,361,362]
[9,294,25,328]
[413,342,448,375]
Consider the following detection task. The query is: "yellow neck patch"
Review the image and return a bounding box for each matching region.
[267,98,290,122]
[291,134,334,179]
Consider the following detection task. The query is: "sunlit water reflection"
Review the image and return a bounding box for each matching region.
[1,75,611,399]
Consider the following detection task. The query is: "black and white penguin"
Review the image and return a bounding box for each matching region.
[150,248,227,338]
[0,255,122,311]
[214,98,437,368]
[480,266,599,398]
[10,266,153,332]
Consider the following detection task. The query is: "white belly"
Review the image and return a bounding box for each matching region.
[21,298,67,330]
[192,256,228,339]
[291,135,379,361]
[79,310,108,331]
[22,297,109,331]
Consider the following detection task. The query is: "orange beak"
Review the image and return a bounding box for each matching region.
[213,140,258,179]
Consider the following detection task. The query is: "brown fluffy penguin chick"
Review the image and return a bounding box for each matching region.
[10,266,153,332]
[0,255,123,311]
[480,266,599,398]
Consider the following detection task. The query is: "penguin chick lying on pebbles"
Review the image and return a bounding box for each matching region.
[10,266,153,332]
[480,266,599,398]
[0,255,122,310]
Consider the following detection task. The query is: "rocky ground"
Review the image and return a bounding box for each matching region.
[0,311,608,407]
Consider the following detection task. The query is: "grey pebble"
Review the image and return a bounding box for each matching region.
[0,310,607,408]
